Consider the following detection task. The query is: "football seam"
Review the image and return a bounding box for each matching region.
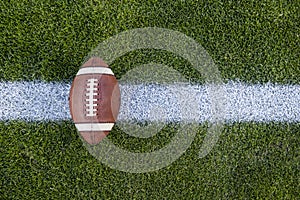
[85,78,99,117]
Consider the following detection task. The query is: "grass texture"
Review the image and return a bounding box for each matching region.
[1,121,299,199]
[0,0,299,83]
[0,0,299,199]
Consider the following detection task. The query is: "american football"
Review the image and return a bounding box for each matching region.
[1,1,299,198]
[69,57,120,144]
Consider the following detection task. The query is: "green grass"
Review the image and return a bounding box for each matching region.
[0,0,299,199]
[0,0,299,83]
[1,121,299,199]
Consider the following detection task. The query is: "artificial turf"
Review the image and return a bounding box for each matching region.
[0,121,299,199]
[0,0,299,199]
[0,0,299,83]
[0,122,300,199]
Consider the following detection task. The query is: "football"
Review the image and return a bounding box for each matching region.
[69,57,120,145]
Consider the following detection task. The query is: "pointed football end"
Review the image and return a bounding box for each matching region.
[82,57,109,68]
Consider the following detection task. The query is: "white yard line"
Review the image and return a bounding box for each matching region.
[0,81,299,122]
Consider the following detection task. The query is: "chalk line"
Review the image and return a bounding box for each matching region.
[0,81,299,123]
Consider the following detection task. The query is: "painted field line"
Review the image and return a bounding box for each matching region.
[0,81,299,122]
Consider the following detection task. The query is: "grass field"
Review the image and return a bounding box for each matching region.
[1,0,299,199]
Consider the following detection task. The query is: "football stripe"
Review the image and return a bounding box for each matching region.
[75,123,115,131]
[0,81,299,122]
[76,67,114,76]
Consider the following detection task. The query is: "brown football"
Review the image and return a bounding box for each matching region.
[69,57,120,145]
